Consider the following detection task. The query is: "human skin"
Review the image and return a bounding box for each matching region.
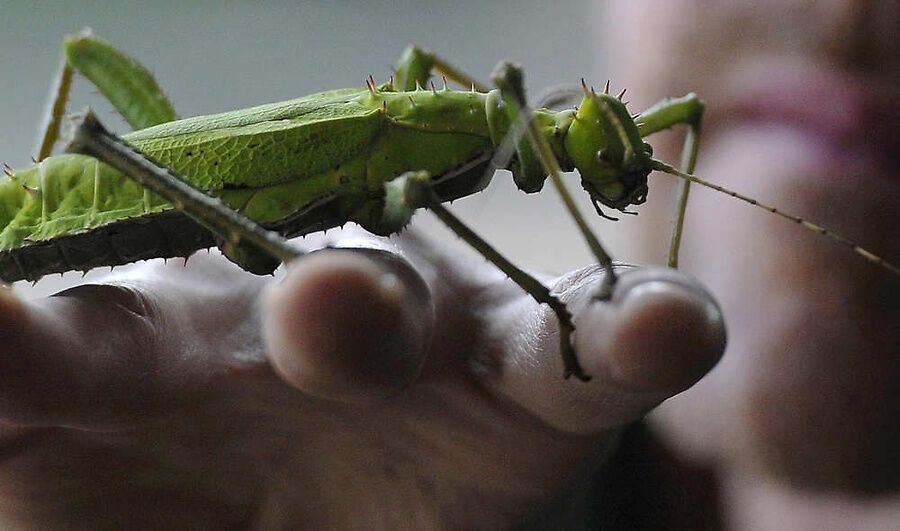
[0,229,724,529]
[601,0,900,527]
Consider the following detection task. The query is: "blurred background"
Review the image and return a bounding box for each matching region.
[0,0,672,298]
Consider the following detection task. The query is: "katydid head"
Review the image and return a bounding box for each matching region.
[564,91,653,212]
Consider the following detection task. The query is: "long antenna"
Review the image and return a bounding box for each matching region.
[650,159,900,276]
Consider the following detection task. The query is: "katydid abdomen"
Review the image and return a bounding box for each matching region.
[0,86,532,282]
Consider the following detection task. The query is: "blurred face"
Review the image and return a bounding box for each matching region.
[600,0,900,494]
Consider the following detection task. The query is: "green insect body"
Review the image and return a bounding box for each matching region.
[11,32,896,380]
[0,69,645,282]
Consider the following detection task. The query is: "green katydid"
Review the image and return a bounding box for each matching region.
[2,31,897,380]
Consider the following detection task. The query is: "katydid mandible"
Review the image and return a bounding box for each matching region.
[2,31,897,381]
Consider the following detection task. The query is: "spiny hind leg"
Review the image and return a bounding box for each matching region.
[66,111,303,274]
[635,94,705,268]
[35,29,178,160]
[393,46,578,108]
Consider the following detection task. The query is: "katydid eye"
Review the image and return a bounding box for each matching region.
[596,149,612,164]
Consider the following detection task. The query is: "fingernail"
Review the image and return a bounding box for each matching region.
[604,269,726,392]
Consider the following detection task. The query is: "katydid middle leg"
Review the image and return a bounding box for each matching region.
[381,171,590,381]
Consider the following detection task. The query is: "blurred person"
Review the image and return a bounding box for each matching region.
[600,0,900,528]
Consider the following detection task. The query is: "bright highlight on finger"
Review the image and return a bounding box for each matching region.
[497,266,725,434]
[262,249,433,402]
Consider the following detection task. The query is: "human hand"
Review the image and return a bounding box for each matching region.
[0,229,723,529]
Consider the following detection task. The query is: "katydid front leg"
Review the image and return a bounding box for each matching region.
[636,94,900,277]
[636,94,705,268]
[490,62,620,300]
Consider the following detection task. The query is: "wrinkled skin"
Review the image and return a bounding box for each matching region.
[602,0,900,528]
[0,229,725,529]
